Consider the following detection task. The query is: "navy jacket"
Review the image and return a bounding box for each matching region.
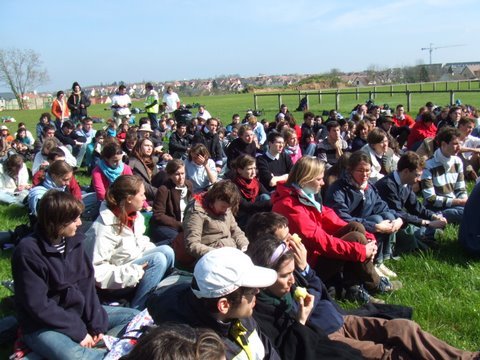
[12,231,108,342]
[459,182,480,256]
[324,176,396,233]
[376,173,435,226]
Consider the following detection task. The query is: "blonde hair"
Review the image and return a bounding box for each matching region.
[286,156,325,188]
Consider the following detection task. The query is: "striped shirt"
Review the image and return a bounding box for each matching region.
[421,149,467,209]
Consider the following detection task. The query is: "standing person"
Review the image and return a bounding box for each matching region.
[144,82,159,130]
[13,190,138,360]
[162,86,180,115]
[85,175,175,310]
[51,91,70,130]
[67,82,91,123]
[421,127,468,224]
[147,247,281,360]
[111,85,132,126]
[150,159,193,245]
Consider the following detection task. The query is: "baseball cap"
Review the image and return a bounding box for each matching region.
[192,247,277,299]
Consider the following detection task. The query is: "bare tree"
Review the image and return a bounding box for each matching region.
[0,48,49,110]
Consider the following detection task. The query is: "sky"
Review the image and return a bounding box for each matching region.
[1,0,480,92]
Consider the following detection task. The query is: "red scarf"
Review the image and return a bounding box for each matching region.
[111,207,138,231]
[232,175,260,203]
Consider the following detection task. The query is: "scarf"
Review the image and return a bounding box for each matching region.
[111,207,138,231]
[232,175,260,202]
[99,159,124,184]
[284,144,300,156]
[256,290,294,313]
[292,183,322,212]
[43,173,66,191]
[345,172,368,191]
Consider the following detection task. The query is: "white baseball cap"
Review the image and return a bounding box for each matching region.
[192,247,277,299]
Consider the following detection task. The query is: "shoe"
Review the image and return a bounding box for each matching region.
[378,263,398,279]
[345,285,385,304]
[377,277,403,293]
[374,265,384,278]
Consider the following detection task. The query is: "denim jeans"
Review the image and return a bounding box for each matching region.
[131,245,175,309]
[303,142,317,156]
[149,225,179,246]
[22,306,139,360]
[364,213,396,264]
[440,206,464,225]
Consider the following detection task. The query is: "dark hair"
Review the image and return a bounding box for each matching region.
[165,158,185,175]
[396,104,404,111]
[56,90,64,98]
[82,117,93,124]
[238,125,253,138]
[367,127,387,145]
[106,175,144,234]
[348,151,372,171]
[40,112,51,121]
[101,141,123,159]
[244,212,288,242]
[303,111,314,120]
[61,120,75,130]
[42,124,55,134]
[191,278,250,313]
[37,190,83,244]
[247,234,294,271]
[448,106,461,118]
[397,151,425,172]
[119,85,127,91]
[72,81,81,91]
[354,120,368,137]
[47,160,73,179]
[421,111,436,124]
[188,143,210,162]
[230,154,255,172]
[4,154,23,175]
[203,180,241,215]
[46,147,66,162]
[458,116,475,127]
[326,120,340,131]
[435,126,461,145]
[120,324,225,360]
[267,131,282,144]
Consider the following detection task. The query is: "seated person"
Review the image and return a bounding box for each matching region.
[225,125,257,167]
[361,128,398,183]
[185,143,217,193]
[376,152,447,252]
[168,121,192,161]
[32,133,76,175]
[325,151,403,275]
[12,191,138,360]
[271,157,398,303]
[406,111,437,151]
[146,247,281,360]
[182,180,249,261]
[54,120,87,167]
[0,154,31,205]
[229,154,271,229]
[150,159,193,246]
[91,141,133,202]
[85,175,174,310]
[457,117,480,181]
[256,131,293,192]
[247,234,479,360]
[350,120,369,152]
[459,181,480,256]
[421,127,468,225]
[282,127,302,164]
[316,120,348,170]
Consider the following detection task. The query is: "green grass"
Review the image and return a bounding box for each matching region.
[0,84,480,354]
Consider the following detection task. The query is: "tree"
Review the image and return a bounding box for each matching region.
[0,48,49,110]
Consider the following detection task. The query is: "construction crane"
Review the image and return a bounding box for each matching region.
[421,43,465,65]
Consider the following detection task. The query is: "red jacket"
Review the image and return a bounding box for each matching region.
[393,114,415,128]
[406,121,437,150]
[271,182,370,268]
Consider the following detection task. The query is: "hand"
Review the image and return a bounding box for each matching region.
[296,293,315,325]
[195,154,207,166]
[287,237,308,271]
[216,165,222,173]
[141,262,149,270]
[429,219,447,229]
[391,218,403,232]
[92,333,104,345]
[365,241,377,262]
[80,333,95,348]
[16,185,25,192]
[375,220,394,234]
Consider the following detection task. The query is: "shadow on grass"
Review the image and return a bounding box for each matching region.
[414,238,478,268]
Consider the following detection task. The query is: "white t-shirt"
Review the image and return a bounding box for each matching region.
[111,93,132,116]
[162,92,180,113]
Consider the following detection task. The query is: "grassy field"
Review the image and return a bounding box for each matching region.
[0,84,479,354]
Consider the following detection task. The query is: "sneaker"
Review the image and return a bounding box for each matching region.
[345,285,385,304]
[378,263,398,278]
[377,277,403,293]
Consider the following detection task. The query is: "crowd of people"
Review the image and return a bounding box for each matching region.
[0,82,479,359]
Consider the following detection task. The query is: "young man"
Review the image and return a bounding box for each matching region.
[144,82,159,130]
[111,85,132,126]
[376,152,447,251]
[162,86,180,114]
[169,121,191,160]
[457,116,480,181]
[391,104,415,148]
[147,247,280,360]
[421,127,468,224]
[54,120,87,167]
[316,120,348,170]
[192,118,224,171]
[256,132,293,192]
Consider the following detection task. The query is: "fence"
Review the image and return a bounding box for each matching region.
[253,80,480,113]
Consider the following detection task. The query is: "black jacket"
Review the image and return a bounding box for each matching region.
[169,131,192,159]
[192,128,223,166]
[67,92,91,119]
[12,230,108,342]
[225,138,257,167]
[54,129,86,147]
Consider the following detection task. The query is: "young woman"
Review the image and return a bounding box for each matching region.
[128,137,160,202]
[150,159,193,246]
[185,143,217,193]
[325,151,403,275]
[85,130,106,174]
[271,156,395,302]
[91,141,133,202]
[13,190,138,360]
[182,180,249,260]
[361,128,398,183]
[350,120,369,152]
[282,128,302,164]
[225,125,257,166]
[86,175,175,310]
[229,154,271,228]
[0,154,31,205]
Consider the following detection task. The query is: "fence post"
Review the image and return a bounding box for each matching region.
[457,81,460,90]
[433,82,436,91]
[319,90,322,104]
[468,80,472,90]
[450,90,454,106]
[405,84,408,92]
[406,91,411,112]
[420,82,423,91]
[335,90,340,111]
[390,85,393,97]
[373,86,376,99]
[306,95,309,110]
[278,94,282,110]
[298,90,301,105]
[445,81,448,91]
[368,91,372,101]
[254,94,258,111]
[356,87,359,100]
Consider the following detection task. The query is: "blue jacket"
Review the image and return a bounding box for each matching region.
[12,230,108,342]
[324,176,396,233]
